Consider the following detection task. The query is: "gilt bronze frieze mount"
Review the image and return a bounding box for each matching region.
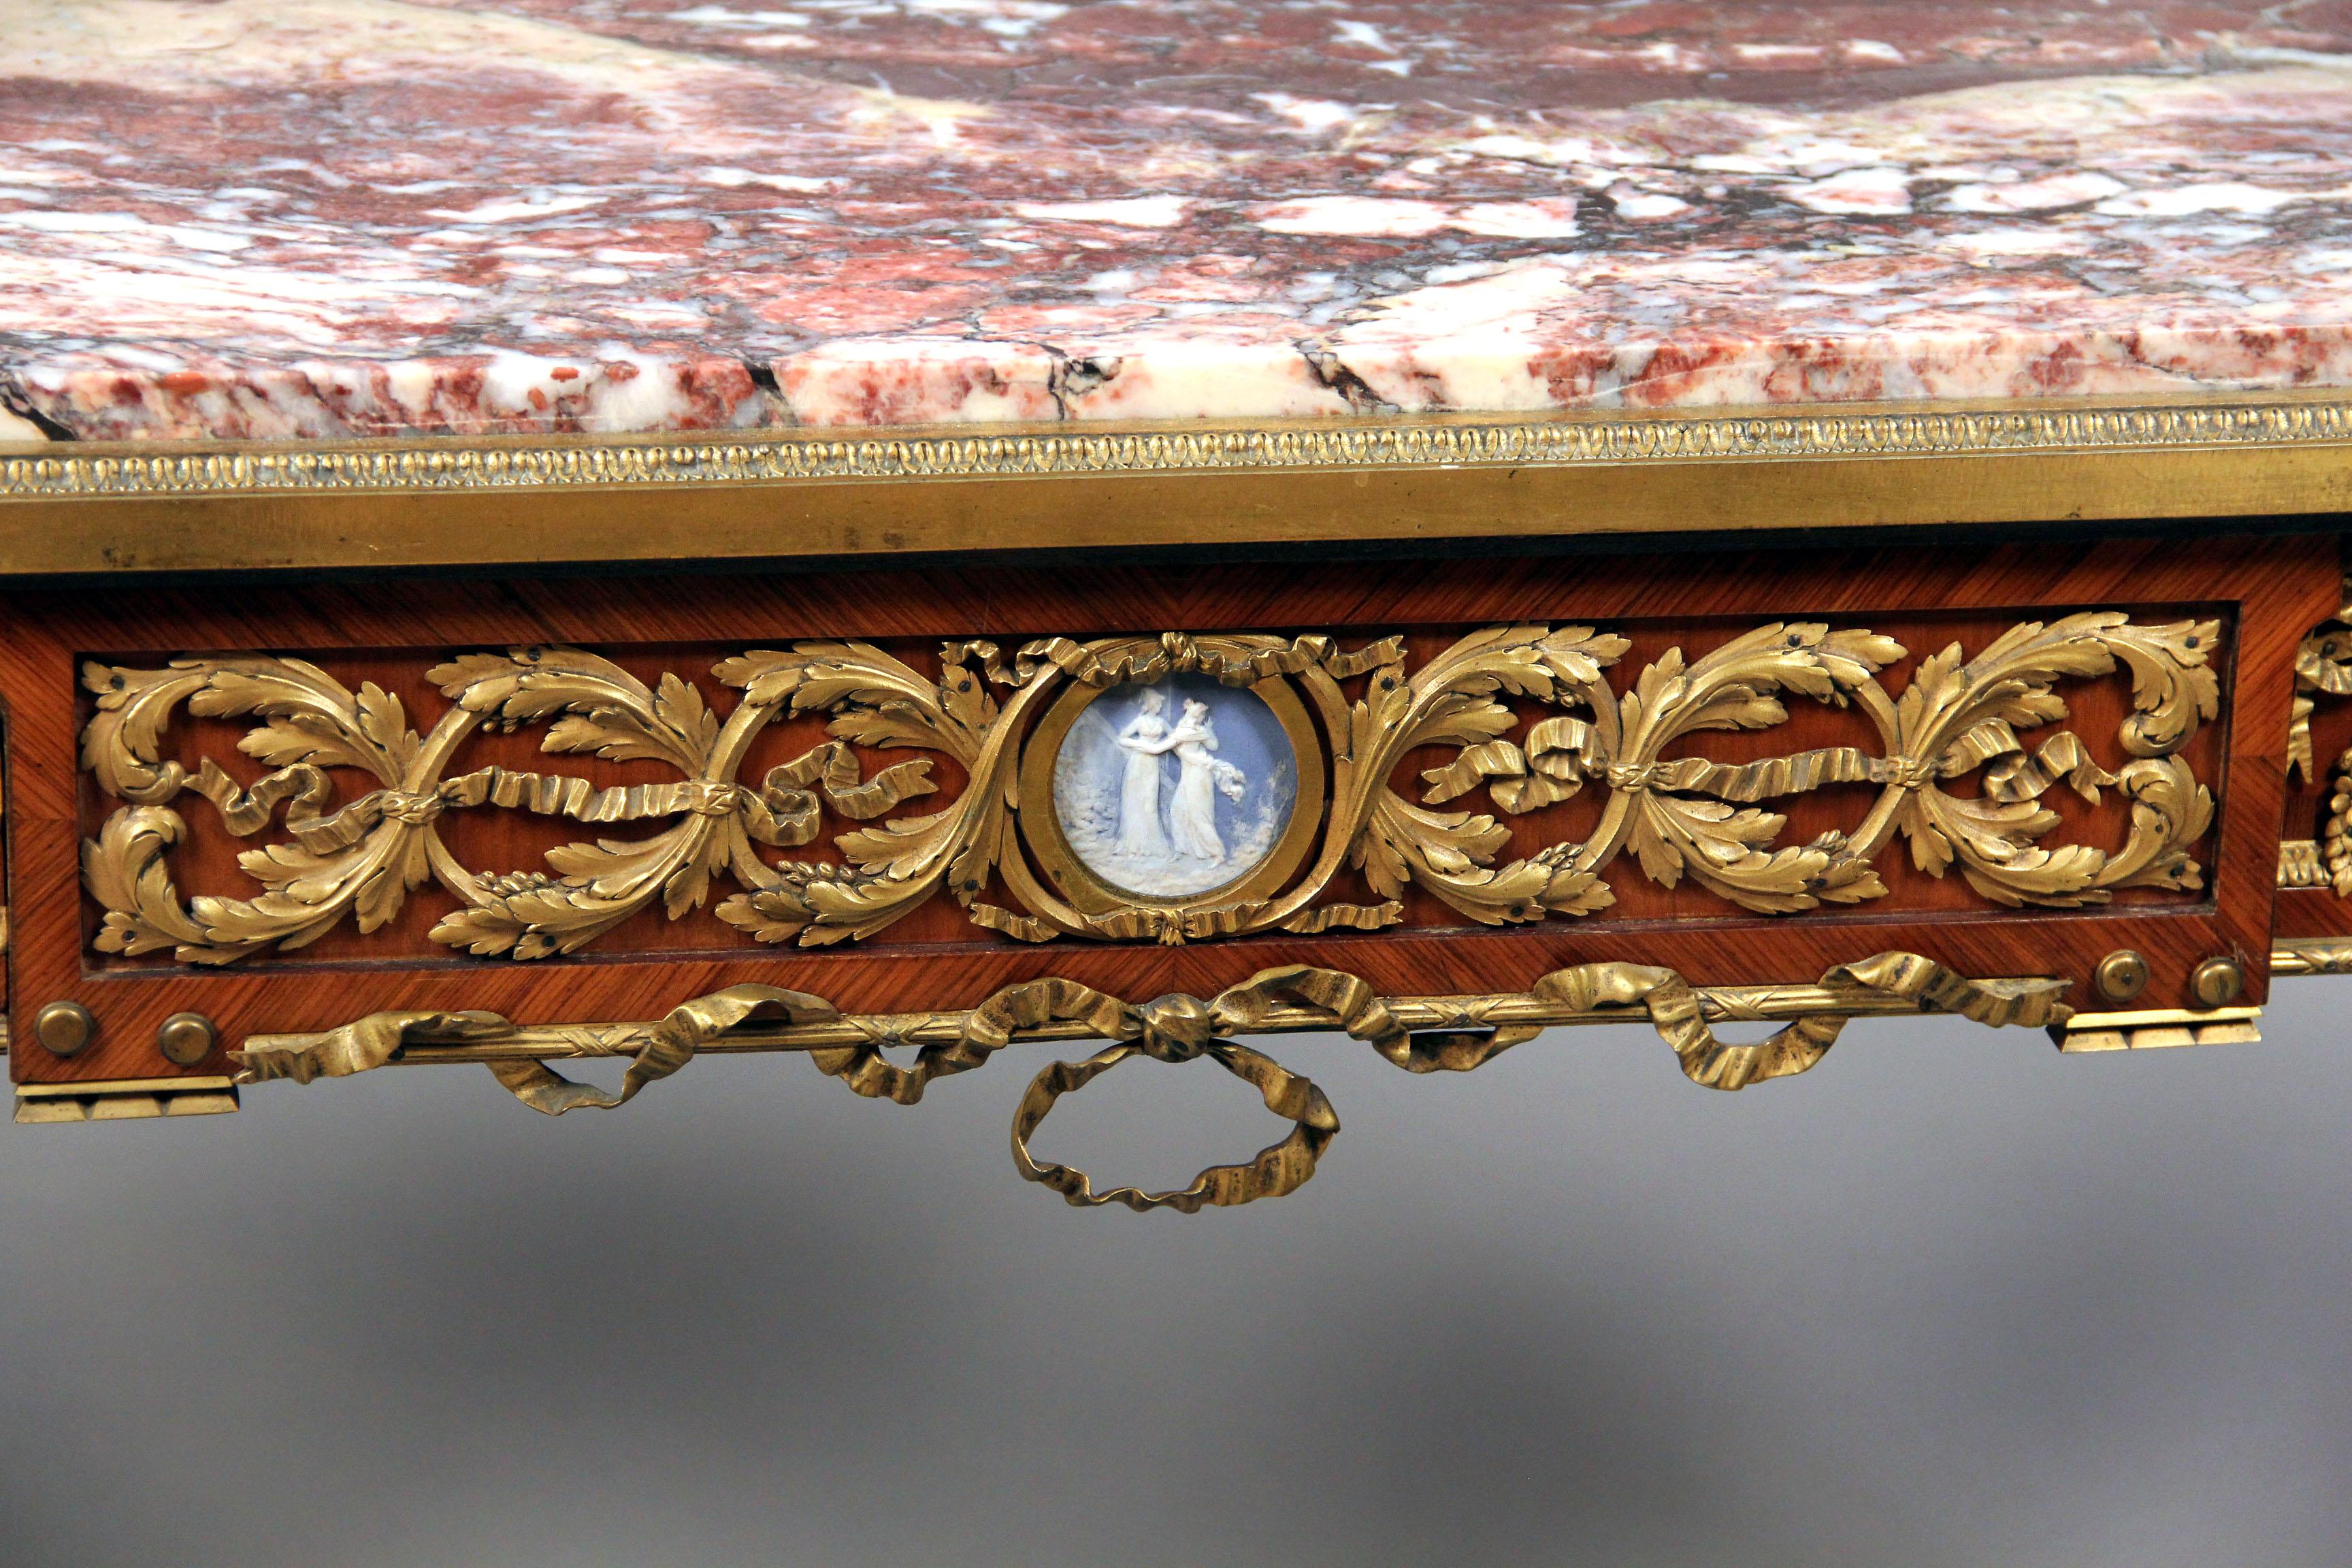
[78,610,2221,968]
[222,954,2069,1211]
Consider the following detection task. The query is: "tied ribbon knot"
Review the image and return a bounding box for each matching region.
[1604,762,1671,793]
[1137,994,1216,1062]
[379,790,446,825]
[1884,756,1939,791]
[679,780,745,817]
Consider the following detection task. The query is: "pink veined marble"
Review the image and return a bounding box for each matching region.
[1,0,2351,440]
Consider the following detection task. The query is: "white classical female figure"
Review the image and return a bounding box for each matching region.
[1168,698,1243,864]
[1113,687,1177,858]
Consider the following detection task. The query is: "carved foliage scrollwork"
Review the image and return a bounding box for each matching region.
[80,610,2222,965]
[82,644,956,965]
[2289,578,2352,894]
[1393,612,2217,919]
[84,658,438,962]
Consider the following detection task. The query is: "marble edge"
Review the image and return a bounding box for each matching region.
[5,393,2352,502]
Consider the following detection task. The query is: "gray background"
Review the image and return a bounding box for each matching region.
[5,979,2349,1567]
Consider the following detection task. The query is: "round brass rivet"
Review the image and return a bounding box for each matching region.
[2190,956,2246,1009]
[34,1000,96,1058]
[156,1012,218,1066]
[2094,949,2151,1004]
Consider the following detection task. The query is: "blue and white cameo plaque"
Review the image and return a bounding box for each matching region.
[1049,674,1298,899]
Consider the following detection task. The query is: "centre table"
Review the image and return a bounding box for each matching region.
[5,0,2351,1211]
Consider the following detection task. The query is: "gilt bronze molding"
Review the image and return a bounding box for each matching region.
[42,947,2334,1130]
[2051,1007,2266,1052]
[2270,937,2352,975]
[3,397,2349,575]
[12,1075,240,1124]
[218,953,2070,1209]
[8,397,2352,502]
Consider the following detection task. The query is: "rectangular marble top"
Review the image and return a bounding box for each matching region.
[3,0,2351,443]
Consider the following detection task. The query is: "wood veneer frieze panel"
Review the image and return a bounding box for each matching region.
[6,534,2332,1087]
[68,609,2228,970]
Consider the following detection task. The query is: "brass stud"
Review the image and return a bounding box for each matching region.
[2093,949,2150,1004]
[2189,956,2246,1009]
[156,1012,218,1066]
[34,1000,95,1058]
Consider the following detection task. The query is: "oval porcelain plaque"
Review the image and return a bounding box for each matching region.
[1048,674,1298,900]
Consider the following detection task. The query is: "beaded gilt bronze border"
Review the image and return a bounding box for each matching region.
[2,393,2349,574]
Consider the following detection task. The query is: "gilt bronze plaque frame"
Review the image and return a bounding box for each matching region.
[1017,657,1327,925]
